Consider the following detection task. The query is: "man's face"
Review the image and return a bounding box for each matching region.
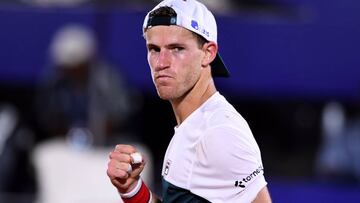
[145,25,205,101]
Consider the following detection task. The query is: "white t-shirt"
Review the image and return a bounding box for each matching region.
[161,92,267,203]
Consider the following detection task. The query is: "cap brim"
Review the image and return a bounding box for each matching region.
[211,53,230,77]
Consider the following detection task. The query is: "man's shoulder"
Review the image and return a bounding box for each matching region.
[192,92,251,136]
[200,94,258,151]
[203,98,249,131]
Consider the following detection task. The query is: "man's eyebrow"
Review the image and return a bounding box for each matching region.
[146,43,186,49]
[166,43,186,48]
[146,43,159,48]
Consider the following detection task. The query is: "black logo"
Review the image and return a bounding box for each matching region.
[234,165,264,189]
[234,180,245,188]
[164,160,171,175]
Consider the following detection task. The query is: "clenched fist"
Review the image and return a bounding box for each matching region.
[107,144,146,194]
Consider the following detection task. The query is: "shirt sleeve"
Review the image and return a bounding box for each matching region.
[189,124,267,202]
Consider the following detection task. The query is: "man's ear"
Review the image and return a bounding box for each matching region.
[202,42,218,67]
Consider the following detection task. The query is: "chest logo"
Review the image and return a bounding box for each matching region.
[164,160,172,175]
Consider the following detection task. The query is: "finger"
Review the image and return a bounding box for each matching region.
[107,161,131,179]
[114,144,137,154]
[107,167,129,180]
[109,151,132,163]
[126,164,132,174]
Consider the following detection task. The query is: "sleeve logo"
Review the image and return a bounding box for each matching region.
[234,165,264,189]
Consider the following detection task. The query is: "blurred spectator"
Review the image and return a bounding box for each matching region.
[35,24,140,148]
[0,103,37,203]
[315,101,360,183]
[32,24,153,203]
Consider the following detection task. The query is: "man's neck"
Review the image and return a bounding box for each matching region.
[170,75,217,126]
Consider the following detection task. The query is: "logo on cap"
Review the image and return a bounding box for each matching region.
[191,20,210,38]
[191,20,199,30]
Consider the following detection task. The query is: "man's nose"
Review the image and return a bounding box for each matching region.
[155,50,170,70]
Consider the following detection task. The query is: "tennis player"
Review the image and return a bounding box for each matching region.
[107,0,271,202]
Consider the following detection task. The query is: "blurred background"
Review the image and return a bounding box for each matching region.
[1,0,360,202]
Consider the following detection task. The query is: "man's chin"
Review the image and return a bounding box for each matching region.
[157,91,175,101]
[158,94,172,101]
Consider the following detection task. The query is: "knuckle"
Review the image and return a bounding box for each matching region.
[126,156,132,163]
[117,170,128,179]
[106,168,115,178]
[107,160,116,167]
[109,151,115,158]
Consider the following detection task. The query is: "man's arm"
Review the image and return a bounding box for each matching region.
[252,186,272,203]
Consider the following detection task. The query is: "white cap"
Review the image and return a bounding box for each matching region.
[143,0,230,77]
[50,24,96,67]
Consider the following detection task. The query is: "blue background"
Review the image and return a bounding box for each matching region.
[1,0,360,101]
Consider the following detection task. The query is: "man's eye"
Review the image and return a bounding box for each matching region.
[148,47,160,52]
[173,47,184,52]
